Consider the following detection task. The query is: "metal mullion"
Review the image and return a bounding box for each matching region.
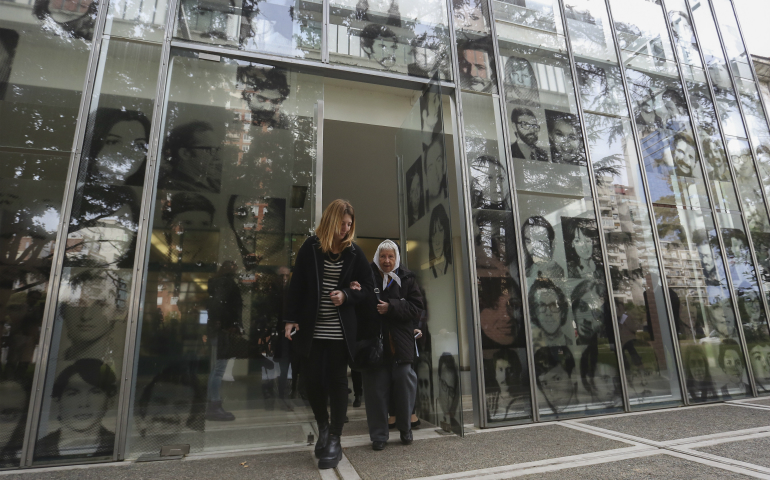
[19,0,114,466]
[487,0,540,423]
[112,0,182,460]
[704,0,766,396]
[442,0,486,429]
[556,0,630,414]
[604,0,689,407]
[661,0,757,398]
[684,0,770,396]
[322,0,329,63]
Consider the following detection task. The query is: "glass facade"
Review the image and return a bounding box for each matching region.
[2,0,770,468]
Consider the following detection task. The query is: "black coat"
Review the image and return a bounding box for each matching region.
[361,263,425,364]
[285,236,375,359]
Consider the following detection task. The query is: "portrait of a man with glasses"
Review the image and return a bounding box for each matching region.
[529,278,572,347]
[510,107,548,162]
[160,120,224,193]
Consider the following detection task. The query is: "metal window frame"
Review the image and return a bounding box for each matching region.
[657,0,758,398]
[19,0,115,467]
[485,0,541,424]
[556,0,631,414]
[112,0,182,460]
[603,0,690,407]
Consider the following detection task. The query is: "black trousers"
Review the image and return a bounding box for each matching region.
[304,339,349,436]
[351,370,363,396]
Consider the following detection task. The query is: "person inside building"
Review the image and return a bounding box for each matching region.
[355,240,424,451]
[283,199,374,470]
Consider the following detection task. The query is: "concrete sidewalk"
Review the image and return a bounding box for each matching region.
[5,398,770,479]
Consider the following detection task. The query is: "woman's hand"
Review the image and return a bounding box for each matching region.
[414,329,422,339]
[349,281,361,291]
[330,290,346,306]
[285,322,299,340]
[377,300,389,315]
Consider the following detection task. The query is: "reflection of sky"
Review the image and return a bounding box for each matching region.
[32,207,60,234]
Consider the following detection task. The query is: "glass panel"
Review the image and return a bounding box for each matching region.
[564,0,681,409]
[106,0,168,42]
[624,65,709,209]
[397,85,463,434]
[0,0,96,467]
[734,78,770,155]
[688,0,730,88]
[585,114,682,408]
[129,54,321,457]
[462,92,531,423]
[494,3,622,418]
[454,0,497,93]
[709,0,752,81]
[607,0,677,68]
[680,67,739,212]
[664,0,699,68]
[175,0,323,61]
[655,205,748,402]
[33,40,161,465]
[328,0,452,80]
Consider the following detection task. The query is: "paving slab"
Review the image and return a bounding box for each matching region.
[694,435,770,469]
[343,424,628,480]
[579,405,770,442]
[0,451,320,480]
[740,397,770,407]
[515,453,756,479]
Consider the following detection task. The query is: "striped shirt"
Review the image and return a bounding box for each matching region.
[314,257,344,340]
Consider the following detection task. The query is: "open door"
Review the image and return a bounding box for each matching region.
[396,81,464,435]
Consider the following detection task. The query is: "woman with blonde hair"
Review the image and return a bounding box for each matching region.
[283,199,374,469]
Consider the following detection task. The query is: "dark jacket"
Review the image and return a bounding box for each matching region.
[362,263,425,364]
[285,236,375,359]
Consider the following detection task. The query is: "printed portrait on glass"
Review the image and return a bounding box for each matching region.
[683,345,717,403]
[236,65,291,128]
[35,359,117,461]
[478,276,524,349]
[700,302,738,341]
[534,346,576,417]
[160,192,218,266]
[33,0,96,40]
[571,279,610,345]
[360,24,399,72]
[0,29,19,100]
[452,0,486,32]
[136,365,205,452]
[634,87,664,138]
[692,229,721,287]
[420,89,442,142]
[510,107,548,162]
[458,37,494,93]
[470,154,509,210]
[0,377,28,467]
[415,357,434,420]
[545,110,586,166]
[717,340,749,399]
[623,339,662,404]
[485,348,528,421]
[661,88,689,134]
[159,121,224,193]
[473,211,517,276]
[668,9,698,65]
[703,136,730,182]
[529,278,571,347]
[227,196,286,270]
[580,350,621,408]
[406,156,425,227]
[428,204,452,278]
[522,216,564,280]
[424,137,447,209]
[671,132,698,177]
[721,228,757,292]
[503,56,540,108]
[438,353,460,432]
[746,332,770,394]
[562,217,602,280]
[738,290,767,334]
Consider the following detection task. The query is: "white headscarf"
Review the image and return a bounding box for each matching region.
[373,239,401,291]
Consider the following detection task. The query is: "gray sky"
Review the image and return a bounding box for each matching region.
[733,0,770,58]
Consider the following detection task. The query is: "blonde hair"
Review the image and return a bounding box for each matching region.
[316,199,356,253]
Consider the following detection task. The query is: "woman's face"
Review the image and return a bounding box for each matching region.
[538,365,573,412]
[480,295,514,345]
[58,373,109,433]
[524,226,551,261]
[508,61,534,88]
[750,344,770,388]
[379,248,397,273]
[723,349,743,382]
[689,354,707,382]
[573,228,593,261]
[425,142,445,197]
[574,289,604,335]
[431,219,445,258]
[495,358,512,390]
[336,214,353,243]
[93,120,148,184]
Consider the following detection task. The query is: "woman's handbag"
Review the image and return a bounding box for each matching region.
[353,269,385,371]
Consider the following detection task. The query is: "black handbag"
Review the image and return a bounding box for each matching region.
[353,272,385,371]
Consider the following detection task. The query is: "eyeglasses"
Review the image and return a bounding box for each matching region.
[536,302,559,313]
[517,121,540,131]
[440,378,457,398]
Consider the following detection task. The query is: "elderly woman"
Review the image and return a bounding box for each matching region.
[355,240,425,451]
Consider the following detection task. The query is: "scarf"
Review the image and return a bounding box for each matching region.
[373,239,402,291]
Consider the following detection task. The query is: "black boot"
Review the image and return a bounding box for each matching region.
[206,401,235,421]
[318,434,342,469]
[314,423,330,459]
